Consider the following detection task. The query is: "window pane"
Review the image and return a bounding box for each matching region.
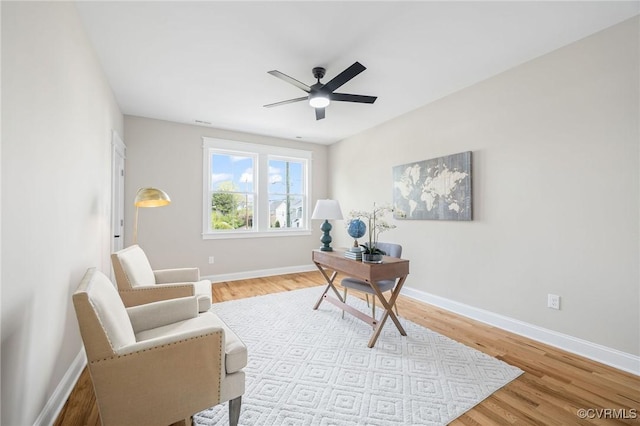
[269,159,304,195]
[211,153,253,192]
[269,158,305,229]
[270,195,304,229]
[211,192,254,230]
[210,152,254,231]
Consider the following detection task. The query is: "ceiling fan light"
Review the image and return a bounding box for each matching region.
[309,94,330,108]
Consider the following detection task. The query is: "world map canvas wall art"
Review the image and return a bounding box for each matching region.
[393,151,472,221]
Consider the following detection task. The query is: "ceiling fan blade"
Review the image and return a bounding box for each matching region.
[322,61,366,93]
[315,107,325,120]
[331,93,377,104]
[263,97,307,108]
[267,70,311,93]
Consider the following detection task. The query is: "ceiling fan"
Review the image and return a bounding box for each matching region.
[264,61,377,120]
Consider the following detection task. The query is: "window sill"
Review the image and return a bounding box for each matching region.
[202,229,312,240]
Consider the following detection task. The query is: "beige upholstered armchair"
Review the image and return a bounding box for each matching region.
[112,244,212,312]
[73,268,247,426]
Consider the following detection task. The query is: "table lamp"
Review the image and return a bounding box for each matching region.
[133,187,171,244]
[311,199,343,251]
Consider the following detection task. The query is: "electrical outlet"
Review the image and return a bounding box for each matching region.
[208,256,215,264]
[547,294,561,310]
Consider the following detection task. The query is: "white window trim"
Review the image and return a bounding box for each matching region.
[202,137,312,240]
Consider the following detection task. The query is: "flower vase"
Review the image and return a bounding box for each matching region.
[362,253,383,263]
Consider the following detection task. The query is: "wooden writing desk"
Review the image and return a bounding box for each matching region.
[312,249,410,348]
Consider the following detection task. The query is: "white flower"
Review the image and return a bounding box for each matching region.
[348,203,397,254]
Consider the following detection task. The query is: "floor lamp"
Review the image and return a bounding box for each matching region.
[311,199,344,251]
[133,187,171,244]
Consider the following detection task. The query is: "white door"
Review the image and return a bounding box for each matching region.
[111,131,126,253]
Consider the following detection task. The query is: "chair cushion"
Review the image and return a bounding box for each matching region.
[119,247,156,286]
[341,277,395,294]
[87,271,137,350]
[135,312,247,374]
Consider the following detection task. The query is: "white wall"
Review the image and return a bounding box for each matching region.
[1,2,123,424]
[123,116,328,278]
[329,17,639,357]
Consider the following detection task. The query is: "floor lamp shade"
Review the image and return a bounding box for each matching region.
[133,187,171,244]
[311,199,343,252]
[134,187,171,207]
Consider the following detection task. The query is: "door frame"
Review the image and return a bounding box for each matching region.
[111,130,126,262]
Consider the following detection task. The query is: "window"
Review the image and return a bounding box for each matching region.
[203,138,311,239]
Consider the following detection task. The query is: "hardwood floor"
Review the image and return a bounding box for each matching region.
[55,271,639,425]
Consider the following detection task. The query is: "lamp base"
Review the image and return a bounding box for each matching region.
[319,219,333,251]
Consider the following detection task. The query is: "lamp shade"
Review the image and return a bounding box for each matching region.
[311,199,343,220]
[134,188,171,207]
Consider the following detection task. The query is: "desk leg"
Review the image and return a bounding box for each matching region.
[384,276,407,333]
[313,263,341,310]
[367,276,408,348]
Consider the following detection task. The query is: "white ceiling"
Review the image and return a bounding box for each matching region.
[75,1,639,145]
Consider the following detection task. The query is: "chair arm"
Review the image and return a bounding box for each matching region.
[154,267,200,283]
[89,330,224,426]
[126,296,198,333]
[118,283,195,307]
[120,323,223,354]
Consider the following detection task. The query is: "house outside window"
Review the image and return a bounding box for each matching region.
[203,137,312,239]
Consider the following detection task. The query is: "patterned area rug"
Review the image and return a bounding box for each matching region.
[195,286,522,425]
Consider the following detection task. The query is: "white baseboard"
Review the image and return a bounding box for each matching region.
[34,349,87,426]
[401,286,640,376]
[205,264,317,284]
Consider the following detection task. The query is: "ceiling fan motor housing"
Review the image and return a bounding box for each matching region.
[312,67,326,81]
